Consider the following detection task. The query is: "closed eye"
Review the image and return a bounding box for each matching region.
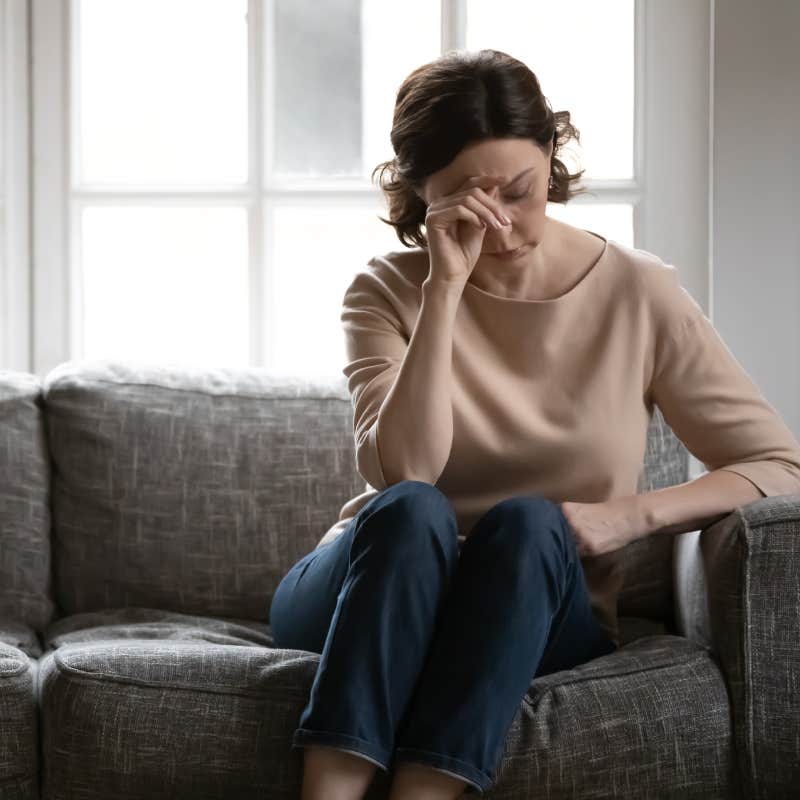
[506,187,531,201]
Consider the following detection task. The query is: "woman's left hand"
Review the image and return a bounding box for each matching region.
[558,496,648,558]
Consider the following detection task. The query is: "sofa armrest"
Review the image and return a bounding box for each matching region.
[697,493,800,800]
[672,528,713,650]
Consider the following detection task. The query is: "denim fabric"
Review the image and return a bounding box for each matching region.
[269,480,619,794]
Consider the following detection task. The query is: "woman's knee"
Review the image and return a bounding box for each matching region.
[354,480,459,555]
[474,494,575,561]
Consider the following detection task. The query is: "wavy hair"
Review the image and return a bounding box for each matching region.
[372,49,588,249]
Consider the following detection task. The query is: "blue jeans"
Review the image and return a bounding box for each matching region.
[269,480,618,794]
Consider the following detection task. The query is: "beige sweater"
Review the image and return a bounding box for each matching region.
[317,232,800,646]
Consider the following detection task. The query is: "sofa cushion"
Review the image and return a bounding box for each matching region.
[0,642,39,800]
[38,637,317,799]
[0,371,55,632]
[41,606,274,652]
[38,631,733,798]
[494,634,737,796]
[41,359,364,623]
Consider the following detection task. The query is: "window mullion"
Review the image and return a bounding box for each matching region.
[262,0,277,370]
[31,0,70,376]
[441,0,467,53]
[3,0,31,371]
[248,0,265,367]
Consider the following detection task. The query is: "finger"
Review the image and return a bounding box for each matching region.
[457,174,507,193]
[426,203,488,231]
[457,184,512,225]
[461,194,509,229]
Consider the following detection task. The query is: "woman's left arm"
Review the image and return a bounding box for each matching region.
[636,467,764,537]
[564,265,800,558]
[561,469,763,558]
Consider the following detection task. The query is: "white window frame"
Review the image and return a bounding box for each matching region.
[19,0,712,378]
[1,0,30,371]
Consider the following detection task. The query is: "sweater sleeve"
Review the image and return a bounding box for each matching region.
[340,265,409,491]
[648,276,800,498]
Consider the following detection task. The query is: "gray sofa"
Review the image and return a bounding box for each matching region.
[1,358,798,799]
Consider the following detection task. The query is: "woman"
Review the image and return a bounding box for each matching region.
[269,49,800,798]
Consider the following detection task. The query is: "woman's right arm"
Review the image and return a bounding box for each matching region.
[346,174,510,487]
[373,277,464,485]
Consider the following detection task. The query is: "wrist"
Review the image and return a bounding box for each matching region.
[422,280,466,311]
[422,276,467,297]
[634,491,663,537]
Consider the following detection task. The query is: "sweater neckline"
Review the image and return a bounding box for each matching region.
[462,229,609,305]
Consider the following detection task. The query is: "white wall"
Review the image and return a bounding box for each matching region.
[712,0,800,436]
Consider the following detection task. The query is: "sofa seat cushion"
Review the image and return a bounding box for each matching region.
[37,633,319,799]
[492,634,738,797]
[41,606,275,653]
[0,642,39,800]
[39,606,666,654]
[36,607,734,799]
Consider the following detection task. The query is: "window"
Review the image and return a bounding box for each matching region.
[20,0,709,377]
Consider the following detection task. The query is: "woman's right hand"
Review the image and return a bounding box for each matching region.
[423,175,512,287]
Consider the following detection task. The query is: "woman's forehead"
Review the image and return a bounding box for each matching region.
[445,165,537,195]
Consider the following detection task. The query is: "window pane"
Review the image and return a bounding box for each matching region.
[466,0,634,180]
[78,0,248,184]
[269,0,440,180]
[546,201,634,248]
[269,203,402,375]
[81,206,249,365]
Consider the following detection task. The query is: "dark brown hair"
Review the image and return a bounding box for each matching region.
[372,49,588,249]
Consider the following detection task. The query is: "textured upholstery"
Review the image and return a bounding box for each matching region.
[618,404,689,627]
[41,360,364,621]
[0,372,55,632]
[699,494,800,800]
[0,359,797,798]
[0,640,39,800]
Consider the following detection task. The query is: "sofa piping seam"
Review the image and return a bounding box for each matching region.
[523,651,711,706]
[51,651,307,698]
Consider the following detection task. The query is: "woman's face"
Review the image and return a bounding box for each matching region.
[417,136,553,263]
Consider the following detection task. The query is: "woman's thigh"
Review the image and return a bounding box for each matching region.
[268,520,355,653]
[269,487,616,674]
[268,480,459,653]
[464,493,617,678]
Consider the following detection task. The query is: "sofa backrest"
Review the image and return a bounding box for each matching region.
[622,404,689,626]
[41,359,365,623]
[0,371,56,631]
[2,359,688,630]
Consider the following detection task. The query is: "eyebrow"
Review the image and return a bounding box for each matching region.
[501,166,536,188]
[453,166,536,194]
